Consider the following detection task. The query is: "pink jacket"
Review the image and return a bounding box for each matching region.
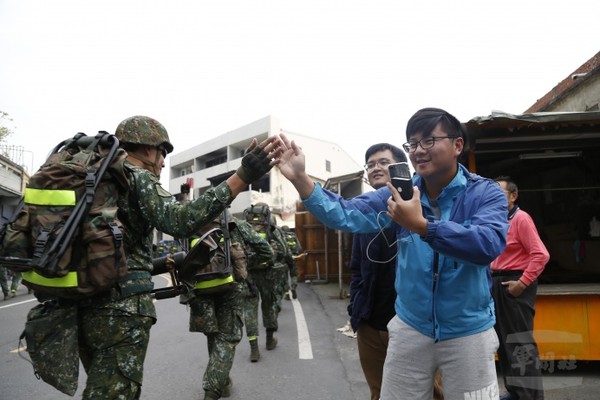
[490,208,549,285]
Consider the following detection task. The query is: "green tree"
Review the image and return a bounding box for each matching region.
[0,111,15,142]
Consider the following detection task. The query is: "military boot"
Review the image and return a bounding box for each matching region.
[249,339,260,362]
[266,329,278,350]
[204,390,219,400]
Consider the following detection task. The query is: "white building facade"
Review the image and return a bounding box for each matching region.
[0,152,28,226]
[167,115,365,227]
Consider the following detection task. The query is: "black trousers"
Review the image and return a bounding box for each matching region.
[492,271,544,400]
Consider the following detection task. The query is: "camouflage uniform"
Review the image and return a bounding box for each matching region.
[0,265,8,299]
[0,266,22,299]
[282,226,302,298]
[268,225,294,311]
[244,267,279,335]
[77,160,235,399]
[3,115,275,399]
[243,220,292,343]
[186,217,272,398]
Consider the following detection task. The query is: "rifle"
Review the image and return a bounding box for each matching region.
[151,251,186,300]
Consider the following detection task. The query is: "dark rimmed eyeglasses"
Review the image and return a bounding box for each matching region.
[364,158,392,171]
[402,136,458,153]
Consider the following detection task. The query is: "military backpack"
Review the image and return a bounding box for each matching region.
[242,203,275,269]
[178,211,247,296]
[0,131,129,299]
[243,203,273,240]
[284,230,302,255]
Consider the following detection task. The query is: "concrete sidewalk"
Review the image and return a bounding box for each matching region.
[305,280,353,333]
[303,280,370,399]
[302,281,600,400]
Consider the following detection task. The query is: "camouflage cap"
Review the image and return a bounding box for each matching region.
[115,115,174,153]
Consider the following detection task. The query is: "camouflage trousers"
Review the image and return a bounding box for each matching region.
[244,268,281,336]
[272,266,289,313]
[289,261,298,288]
[79,294,155,400]
[0,266,22,294]
[188,283,244,396]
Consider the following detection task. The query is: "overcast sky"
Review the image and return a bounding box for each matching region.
[1,0,598,180]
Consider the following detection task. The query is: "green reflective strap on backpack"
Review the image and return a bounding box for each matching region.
[22,270,79,288]
[194,275,234,290]
[190,235,225,248]
[24,188,77,206]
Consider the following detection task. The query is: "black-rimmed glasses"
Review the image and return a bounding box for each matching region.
[402,136,458,153]
[364,158,392,171]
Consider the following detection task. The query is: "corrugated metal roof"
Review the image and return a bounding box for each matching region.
[464,111,600,154]
[467,110,600,129]
[324,170,365,198]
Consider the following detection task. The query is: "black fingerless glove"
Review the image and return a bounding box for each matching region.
[236,145,273,184]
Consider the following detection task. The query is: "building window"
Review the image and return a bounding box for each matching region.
[325,160,331,172]
[206,155,227,168]
[179,166,192,176]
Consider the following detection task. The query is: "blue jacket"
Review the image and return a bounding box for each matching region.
[304,164,508,341]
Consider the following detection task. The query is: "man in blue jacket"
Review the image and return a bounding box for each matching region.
[276,108,508,400]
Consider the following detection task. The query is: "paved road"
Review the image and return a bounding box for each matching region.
[0,278,369,399]
[1,279,599,399]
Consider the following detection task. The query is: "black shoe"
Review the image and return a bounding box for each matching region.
[3,293,8,301]
[291,288,297,299]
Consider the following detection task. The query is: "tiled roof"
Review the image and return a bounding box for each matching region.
[525,51,600,113]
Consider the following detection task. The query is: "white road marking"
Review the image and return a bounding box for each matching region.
[289,290,313,360]
[10,344,27,354]
[0,298,37,310]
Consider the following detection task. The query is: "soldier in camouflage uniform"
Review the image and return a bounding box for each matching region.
[268,219,294,312]
[281,225,303,300]
[184,212,272,400]
[242,203,293,360]
[0,265,9,300]
[73,116,282,400]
